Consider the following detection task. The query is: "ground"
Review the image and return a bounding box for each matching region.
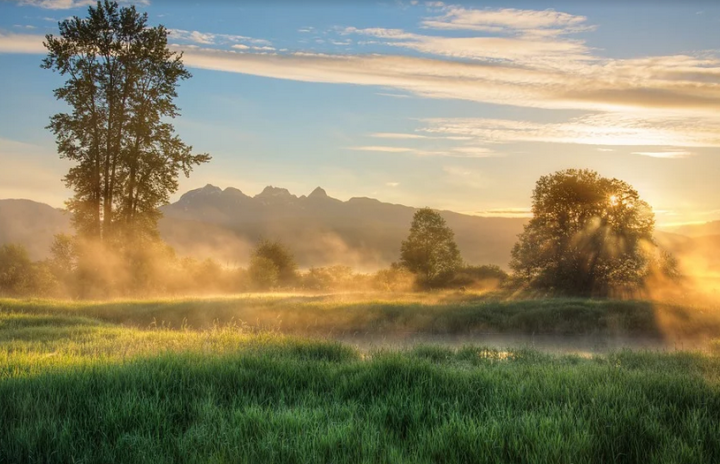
[2,293,720,463]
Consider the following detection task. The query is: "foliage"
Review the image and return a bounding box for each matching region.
[0,244,59,296]
[450,264,509,289]
[248,256,280,290]
[511,169,676,297]
[400,208,463,288]
[251,239,298,285]
[372,265,416,292]
[42,0,210,244]
[2,308,720,463]
[301,265,361,291]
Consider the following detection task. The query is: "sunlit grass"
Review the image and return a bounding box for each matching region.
[3,293,720,342]
[2,300,720,463]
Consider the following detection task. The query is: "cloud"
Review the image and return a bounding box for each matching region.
[450,146,497,157]
[370,132,427,139]
[472,208,533,218]
[347,146,416,153]
[0,33,46,54]
[343,26,591,65]
[386,182,400,187]
[348,145,497,158]
[4,5,720,152]
[168,29,272,48]
[376,92,412,98]
[15,0,148,9]
[632,150,694,159]
[420,113,720,148]
[421,6,591,36]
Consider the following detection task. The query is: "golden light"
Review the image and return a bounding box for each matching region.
[609,195,619,205]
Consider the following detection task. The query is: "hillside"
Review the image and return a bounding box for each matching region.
[0,199,70,260]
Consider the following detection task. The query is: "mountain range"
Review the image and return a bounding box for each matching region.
[1,185,719,273]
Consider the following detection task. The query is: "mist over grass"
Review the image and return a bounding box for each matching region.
[2,308,720,463]
[4,292,720,346]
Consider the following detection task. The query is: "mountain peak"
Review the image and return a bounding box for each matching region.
[178,184,222,203]
[255,186,297,201]
[308,186,328,198]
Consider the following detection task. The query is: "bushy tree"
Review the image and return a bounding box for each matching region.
[451,264,509,289]
[249,256,279,291]
[400,208,463,288]
[510,169,676,296]
[42,0,210,244]
[0,244,35,295]
[0,244,59,296]
[251,239,297,285]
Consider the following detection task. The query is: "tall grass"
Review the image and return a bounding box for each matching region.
[2,307,720,463]
[2,293,720,339]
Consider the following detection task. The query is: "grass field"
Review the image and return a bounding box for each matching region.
[3,292,720,341]
[2,295,720,463]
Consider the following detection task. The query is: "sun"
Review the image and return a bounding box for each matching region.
[609,195,619,205]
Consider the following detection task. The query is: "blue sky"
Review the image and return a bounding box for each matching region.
[1,0,719,226]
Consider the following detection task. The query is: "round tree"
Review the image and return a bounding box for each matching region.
[400,208,463,288]
[510,169,675,296]
[251,239,297,285]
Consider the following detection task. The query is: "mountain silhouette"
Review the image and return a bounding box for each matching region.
[3,186,713,272]
[158,185,527,269]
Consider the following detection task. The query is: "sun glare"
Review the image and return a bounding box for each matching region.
[609,195,618,205]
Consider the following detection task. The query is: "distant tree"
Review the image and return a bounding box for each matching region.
[248,256,280,291]
[42,0,210,244]
[251,239,297,285]
[0,244,35,295]
[0,244,59,296]
[400,208,463,288]
[451,264,509,289]
[510,169,676,296]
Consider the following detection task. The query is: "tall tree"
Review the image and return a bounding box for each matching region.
[400,208,463,288]
[42,0,210,243]
[510,169,676,296]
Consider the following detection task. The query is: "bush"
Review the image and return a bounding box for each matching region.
[249,256,280,290]
[450,265,509,290]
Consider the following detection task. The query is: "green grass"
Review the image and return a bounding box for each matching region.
[2,292,720,339]
[2,299,720,463]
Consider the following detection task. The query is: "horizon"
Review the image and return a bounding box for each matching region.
[2,0,720,227]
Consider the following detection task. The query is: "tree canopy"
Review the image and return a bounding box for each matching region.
[42,0,210,244]
[400,208,463,288]
[251,239,298,286]
[510,169,676,296]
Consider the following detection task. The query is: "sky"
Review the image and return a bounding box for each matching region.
[0,0,719,227]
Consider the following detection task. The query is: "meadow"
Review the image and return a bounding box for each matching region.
[2,294,720,463]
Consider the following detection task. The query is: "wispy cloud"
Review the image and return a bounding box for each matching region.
[370,132,427,139]
[632,150,694,159]
[348,144,497,158]
[386,182,400,187]
[168,29,272,48]
[420,113,720,148]
[15,0,148,9]
[421,6,592,36]
[347,146,416,153]
[471,208,533,218]
[4,5,720,154]
[0,33,46,53]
